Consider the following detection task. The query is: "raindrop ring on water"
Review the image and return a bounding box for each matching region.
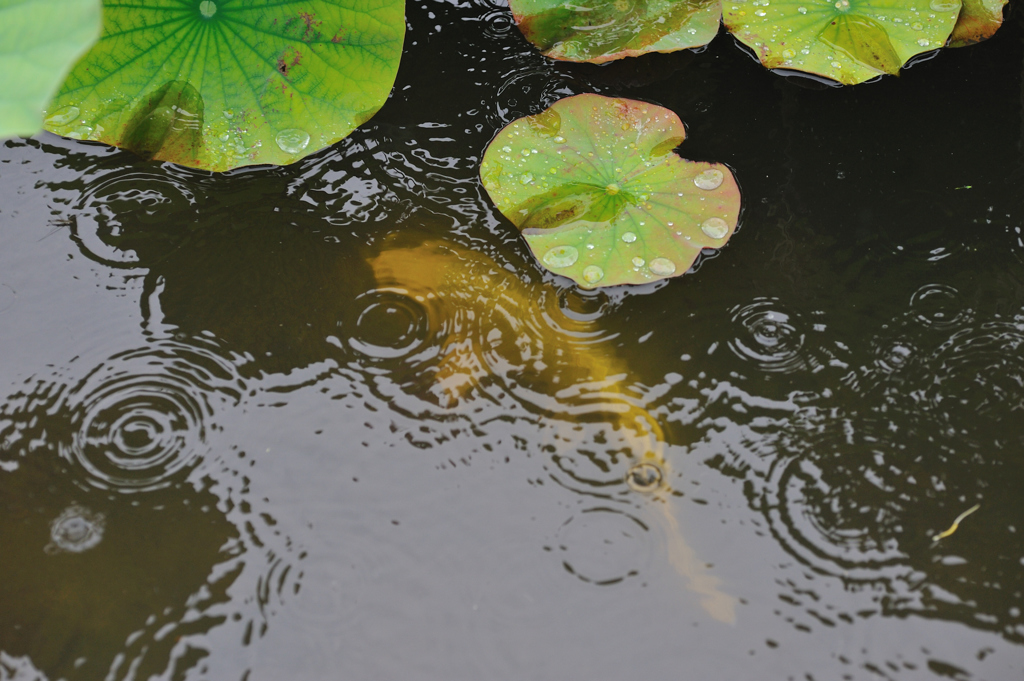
[347,289,434,361]
[626,461,664,493]
[45,505,106,554]
[59,343,239,493]
[908,283,969,330]
[727,298,807,373]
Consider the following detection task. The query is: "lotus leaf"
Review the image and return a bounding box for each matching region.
[43,0,405,171]
[724,0,962,86]
[509,0,721,64]
[0,0,101,138]
[480,94,740,289]
[948,0,1007,47]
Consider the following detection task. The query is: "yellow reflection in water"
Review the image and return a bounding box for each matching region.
[367,234,736,623]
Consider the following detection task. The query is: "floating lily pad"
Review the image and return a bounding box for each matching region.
[43,0,405,171]
[480,94,740,289]
[948,0,1007,47]
[724,0,962,86]
[0,0,101,138]
[510,0,721,64]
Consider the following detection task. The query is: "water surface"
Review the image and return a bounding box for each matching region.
[2,2,1024,679]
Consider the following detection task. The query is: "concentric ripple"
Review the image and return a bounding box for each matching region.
[727,298,809,373]
[345,289,438,362]
[550,507,653,585]
[763,451,909,582]
[64,167,200,270]
[908,283,972,331]
[904,320,1024,431]
[1,339,242,493]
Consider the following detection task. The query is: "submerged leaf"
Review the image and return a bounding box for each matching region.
[480,94,740,289]
[948,0,1007,47]
[510,0,721,64]
[43,0,405,171]
[724,0,961,85]
[0,0,101,138]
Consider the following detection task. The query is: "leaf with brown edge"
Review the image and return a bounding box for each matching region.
[948,0,1008,48]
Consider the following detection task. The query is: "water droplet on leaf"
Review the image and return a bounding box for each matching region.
[543,245,579,268]
[621,231,637,243]
[694,168,724,190]
[649,258,676,276]
[582,265,604,284]
[275,128,310,154]
[701,217,730,239]
[45,105,79,127]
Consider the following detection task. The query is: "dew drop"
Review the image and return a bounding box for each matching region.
[631,256,645,268]
[553,136,565,143]
[929,0,958,10]
[605,183,620,195]
[519,172,534,185]
[582,265,604,284]
[911,22,923,30]
[45,105,79,127]
[275,128,310,155]
[502,145,512,153]
[797,5,807,12]
[701,217,730,239]
[917,38,930,47]
[649,258,676,276]
[543,245,579,268]
[621,231,637,243]
[200,0,217,18]
[693,168,724,190]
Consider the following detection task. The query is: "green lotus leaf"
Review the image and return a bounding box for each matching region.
[510,0,722,64]
[948,0,1007,47]
[0,0,101,138]
[42,0,405,171]
[723,0,961,85]
[480,94,741,289]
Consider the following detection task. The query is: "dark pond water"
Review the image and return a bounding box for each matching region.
[3,2,1024,679]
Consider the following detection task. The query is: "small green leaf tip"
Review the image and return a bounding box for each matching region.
[0,0,102,138]
[510,0,721,64]
[42,0,405,171]
[480,94,741,289]
[724,0,962,85]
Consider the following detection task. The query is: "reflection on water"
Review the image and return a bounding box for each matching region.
[0,450,241,680]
